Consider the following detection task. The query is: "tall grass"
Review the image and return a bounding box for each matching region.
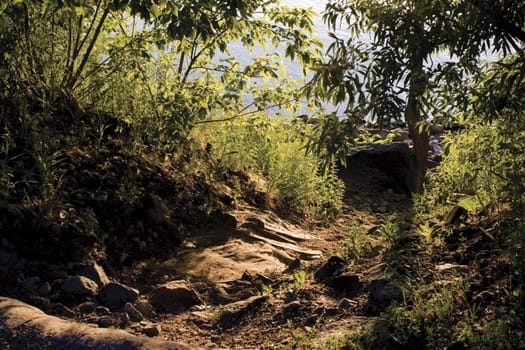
[193,115,344,220]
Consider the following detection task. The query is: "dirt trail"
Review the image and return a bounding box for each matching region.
[0,150,414,349]
[157,206,322,283]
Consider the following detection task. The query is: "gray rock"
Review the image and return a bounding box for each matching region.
[78,263,110,287]
[100,282,139,309]
[149,280,202,314]
[112,311,130,327]
[141,323,162,337]
[314,256,347,283]
[95,306,112,316]
[98,315,114,328]
[135,299,155,318]
[337,298,357,309]
[331,274,360,296]
[283,258,301,273]
[124,302,144,322]
[217,295,267,329]
[38,282,52,297]
[281,301,301,317]
[370,279,403,304]
[22,277,42,292]
[62,276,99,297]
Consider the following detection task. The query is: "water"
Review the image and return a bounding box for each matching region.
[221,0,500,117]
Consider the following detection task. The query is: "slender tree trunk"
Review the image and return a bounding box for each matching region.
[405,45,429,193]
[405,90,429,194]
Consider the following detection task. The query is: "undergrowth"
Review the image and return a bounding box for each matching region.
[193,116,344,221]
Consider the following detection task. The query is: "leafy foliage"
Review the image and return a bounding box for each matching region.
[194,115,344,220]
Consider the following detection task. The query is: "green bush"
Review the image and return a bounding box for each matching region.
[195,115,344,220]
[424,120,525,214]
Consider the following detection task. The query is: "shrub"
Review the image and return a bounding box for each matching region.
[194,115,344,220]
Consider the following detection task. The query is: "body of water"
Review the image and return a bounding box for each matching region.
[221,0,500,116]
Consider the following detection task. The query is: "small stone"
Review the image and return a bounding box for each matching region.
[331,274,360,296]
[96,305,112,316]
[337,298,357,309]
[217,295,267,329]
[62,276,98,297]
[98,315,114,328]
[283,258,301,273]
[282,301,301,317]
[112,311,130,327]
[370,279,403,304]
[149,280,202,314]
[22,277,42,292]
[314,256,347,283]
[79,301,97,314]
[100,282,139,309]
[141,324,162,337]
[124,302,144,322]
[135,299,155,318]
[38,282,51,297]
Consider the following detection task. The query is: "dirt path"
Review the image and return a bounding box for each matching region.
[0,155,413,349]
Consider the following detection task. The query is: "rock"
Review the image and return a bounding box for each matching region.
[337,298,357,309]
[283,258,301,273]
[79,301,97,314]
[38,282,52,297]
[142,323,162,337]
[124,302,144,322]
[62,276,99,297]
[100,282,139,309]
[370,279,403,304]
[22,277,42,292]
[281,301,302,317]
[78,262,110,287]
[112,311,130,327]
[149,280,202,314]
[217,295,267,329]
[135,299,155,318]
[435,263,469,273]
[314,256,347,283]
[331,274,360,296]
[343,143,417,194]
[95,306,112,316]
[98,315,114,328]
[443,205,467,225]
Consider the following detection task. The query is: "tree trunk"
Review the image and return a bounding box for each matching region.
[405,56,429,194]
[405,94,429,194]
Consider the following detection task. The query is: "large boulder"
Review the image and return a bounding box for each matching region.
[343,143,417,195]
[78,263,110,287]
[148,280,202,314]
[62,276,99,297]
[100,282,139,309]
